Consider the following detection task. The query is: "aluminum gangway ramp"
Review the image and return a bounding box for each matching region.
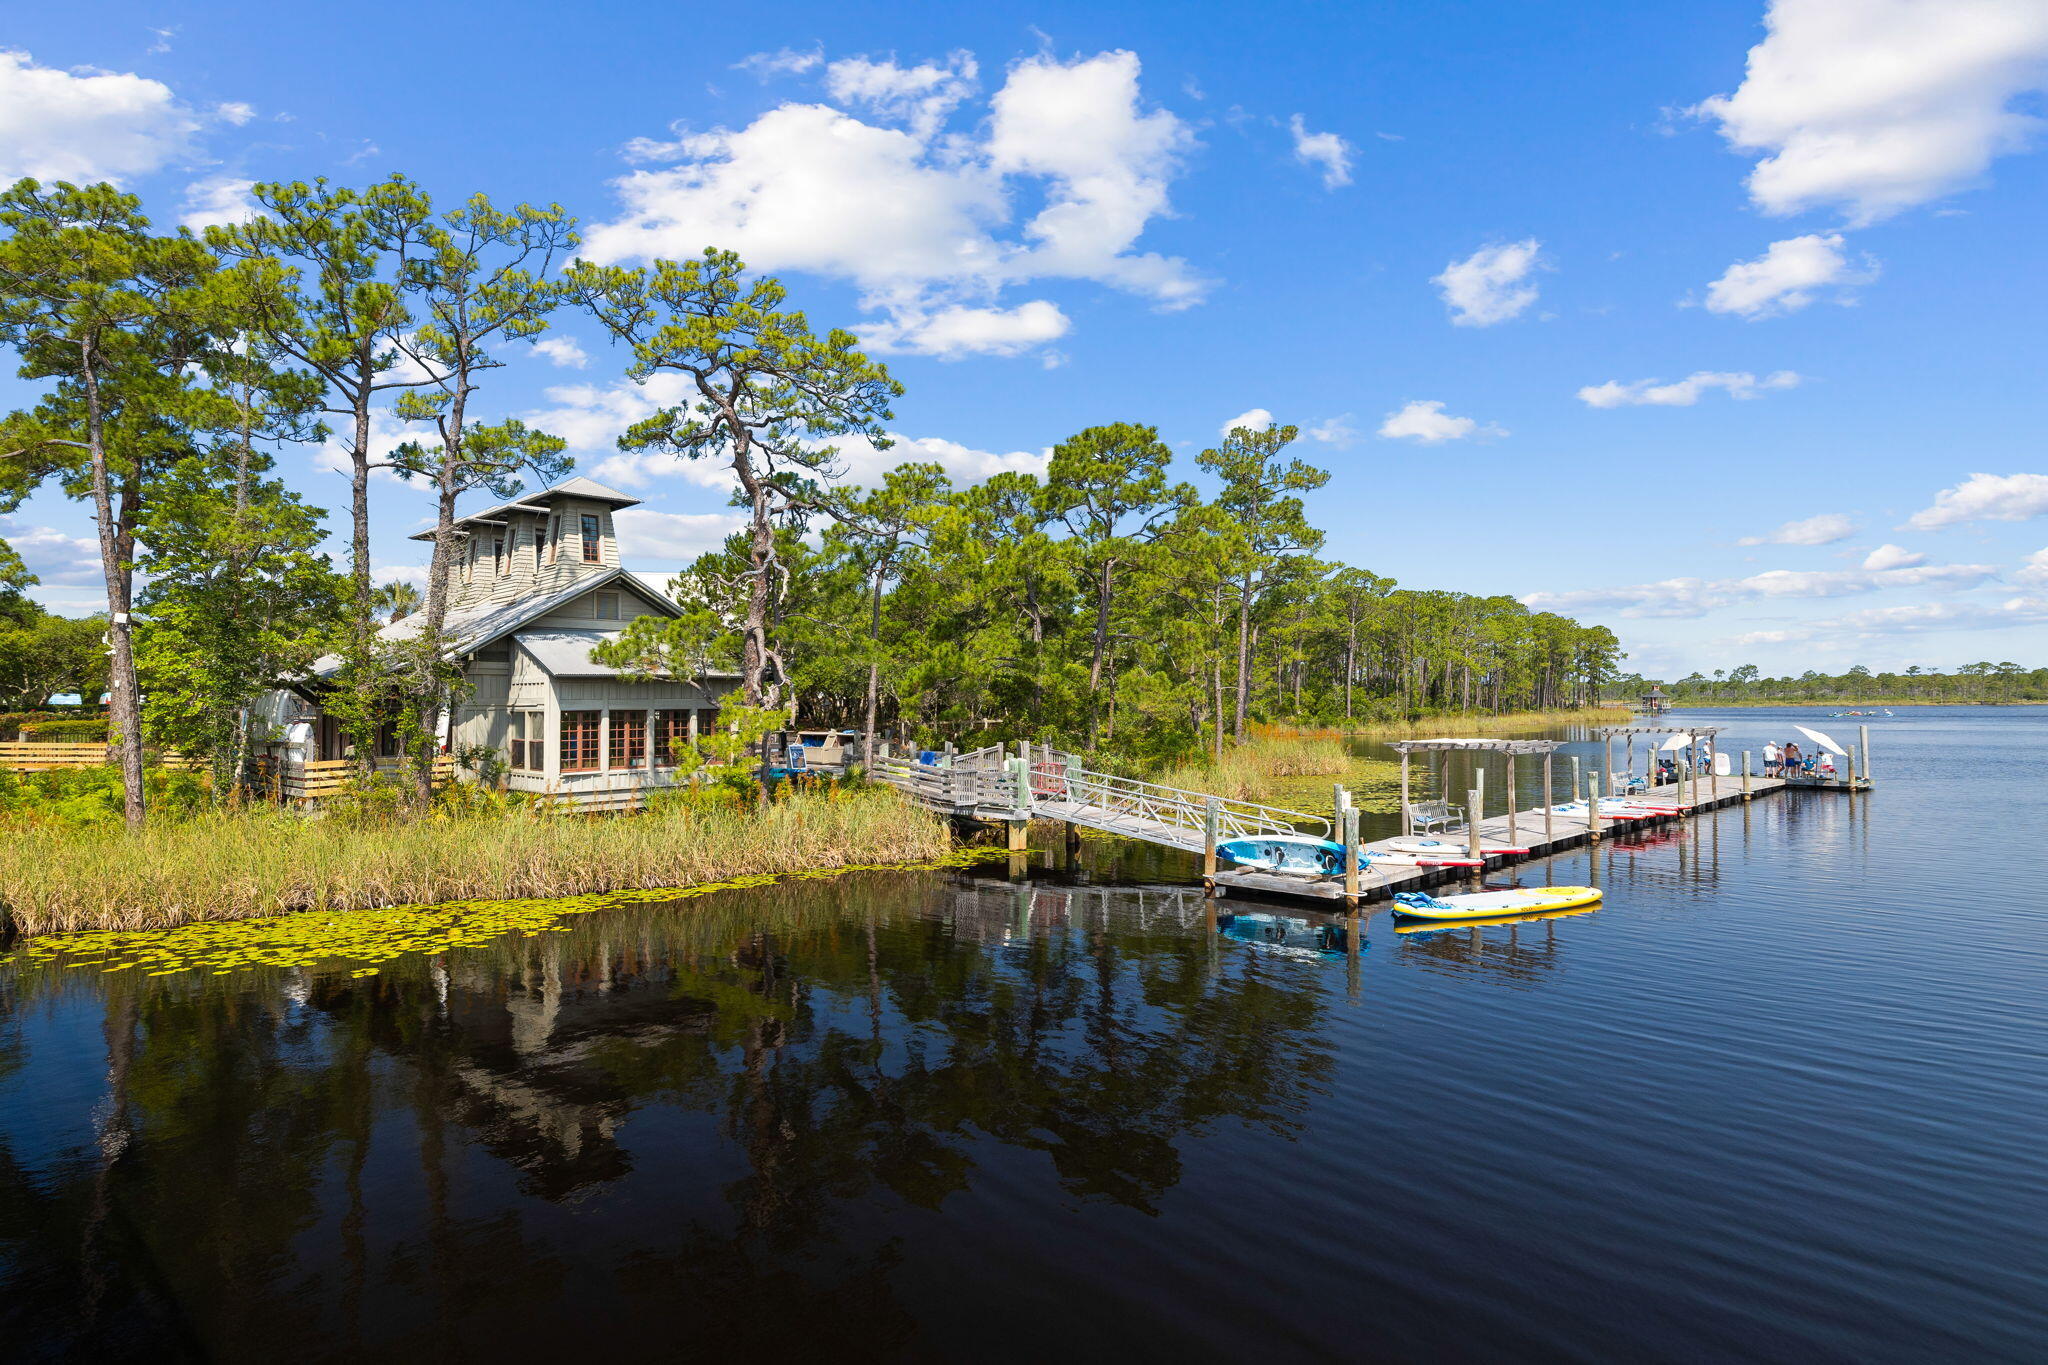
[876,742,1328,851]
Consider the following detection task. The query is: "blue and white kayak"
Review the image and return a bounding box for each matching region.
[1217,834,1481,873]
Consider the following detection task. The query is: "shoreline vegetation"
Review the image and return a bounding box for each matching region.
[0,707,1625,943]
[0,785,952,941]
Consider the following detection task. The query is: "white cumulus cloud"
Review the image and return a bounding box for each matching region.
[1433,239,1543,327]
[1690,0,2048,224]
[2015,547,2048,585]
[0,49,205,185]
[1704,233,1878,318]
[1288,114,1354,188]
[1219,408,1273,438]
[613,508,750,561]
[1578,370,1802,408]
[859,299,1069,359]
[177,175,258,231]
[824,51,977,138]
[522,373,1047,493]
[1305,414,1359,447]
[531,336,590,369]
[1861,543,1927,571]
[1523,559,1998,619]
[585,49,1199,360]
[1376,399,1505,444]
[1738,512,1858,546]
[1905,471,2048,529]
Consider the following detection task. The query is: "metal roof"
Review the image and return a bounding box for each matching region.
[304,568,681,679]
[408,475,643,541]
[1387,738,1568,754]
[515,629,742,680]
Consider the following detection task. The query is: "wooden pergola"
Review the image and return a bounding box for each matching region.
[1597,724,1726,804]
[1388,737,1569,845]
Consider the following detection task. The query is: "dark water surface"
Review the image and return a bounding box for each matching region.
[4,708,2045,1362]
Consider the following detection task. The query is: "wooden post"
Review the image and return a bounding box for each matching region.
[1466,788,1484,862]
[1505,753,1519,849]
[1604,735,1615,794]
[1342,806,1360,906]
[1399,750,1412,834]
[1543,751,1555,847]
[1333,782,1348,842]
[1570,754,1582,802]
[1859,724,1872,783]
[1007,756,1028,852]
[1742,752,1753,800]
[1586,773,1602,841]
[1624,734,1635,791]
[1202,796,1221,889]
[1845,748,1857,790]
[1689,734,1700,809]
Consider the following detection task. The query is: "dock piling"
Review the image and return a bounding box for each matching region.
[1466,788,1484,862]
[1506,754,1520,848]
[1742,753,1753,800]
[1342,807,1360,906]
[1202,796,1220,890]
[1860,724,1872,782]
[1587,773,1603,841]
[1543,751,1555,847]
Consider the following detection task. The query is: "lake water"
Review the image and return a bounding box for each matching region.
[4,707,2045,1362]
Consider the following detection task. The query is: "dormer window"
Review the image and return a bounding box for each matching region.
[581,514,601,563]
[492,537,505,576]
[594,591,619,620]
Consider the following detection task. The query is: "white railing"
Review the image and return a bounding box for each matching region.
[876,741,1328,850]
[1031,748,1327,844]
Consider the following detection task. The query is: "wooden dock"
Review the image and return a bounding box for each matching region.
[1212,773,1793,904]
[875,739,1858,908]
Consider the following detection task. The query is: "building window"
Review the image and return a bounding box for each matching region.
[560,711,600,772]
[580,513,601,563]
[594,591,619,620]
[509,712,540,771]
[492,537,505,576]
[654,709,692,766]
[546,515,560,566]
[696,707,724,761]
[608,709,647,770]
[535,521,546,570]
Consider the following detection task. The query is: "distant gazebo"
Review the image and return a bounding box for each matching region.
[1640,685,1672,716]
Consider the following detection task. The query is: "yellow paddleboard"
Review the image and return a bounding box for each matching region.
[1390,886,1602,922]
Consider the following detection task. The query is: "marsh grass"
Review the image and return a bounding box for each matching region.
[1253,706,1629,741]
[0,787,951,938]
[1155,736,1351,801]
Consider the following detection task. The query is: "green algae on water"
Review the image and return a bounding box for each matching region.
[4,846,1013,983]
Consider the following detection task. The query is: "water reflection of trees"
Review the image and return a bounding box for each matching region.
[0,870,1337,1357]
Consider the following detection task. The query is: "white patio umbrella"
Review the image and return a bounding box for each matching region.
[1659,733,1692,752]
[1794,724,1848,756]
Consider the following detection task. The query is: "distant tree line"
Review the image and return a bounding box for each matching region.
[1620,662,2048,706]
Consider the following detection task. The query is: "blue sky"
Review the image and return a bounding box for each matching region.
[4,0,2047,678]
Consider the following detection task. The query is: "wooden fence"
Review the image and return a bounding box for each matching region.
[276,756,456,801]
[0,741,206,773]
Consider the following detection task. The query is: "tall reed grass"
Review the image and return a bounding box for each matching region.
[1155,737,1352,801]
[0,787,951,937]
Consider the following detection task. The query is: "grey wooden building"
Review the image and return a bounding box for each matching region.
[259,476,741,807]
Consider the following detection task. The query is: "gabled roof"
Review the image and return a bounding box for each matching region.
[513,628,741,681]
[306,568,681,679]
[408,475,642,542]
